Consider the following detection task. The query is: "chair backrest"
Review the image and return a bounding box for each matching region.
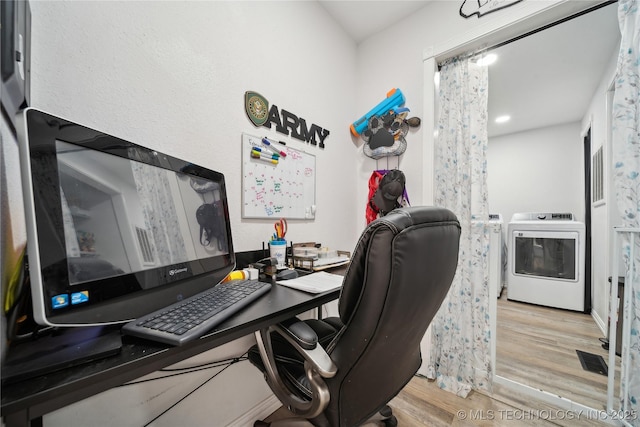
[323,206,460,426]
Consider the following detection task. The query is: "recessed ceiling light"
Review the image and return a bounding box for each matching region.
[476,53,497,66]
[495,115,511,123]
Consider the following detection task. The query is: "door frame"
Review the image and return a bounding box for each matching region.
[584,125,593,313]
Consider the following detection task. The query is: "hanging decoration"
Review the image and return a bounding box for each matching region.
[362,111,409,159]
[366,169,410,224]
[354,88,418,223]
[351,88,421,160]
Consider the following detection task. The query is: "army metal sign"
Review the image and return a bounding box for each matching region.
[244,91,329,149]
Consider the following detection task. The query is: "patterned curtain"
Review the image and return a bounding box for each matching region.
[427,54,492,397]
[130,162,187,266]
[612,0,640,423]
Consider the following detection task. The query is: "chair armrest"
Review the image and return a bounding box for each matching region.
[278,317,318,350]
[272,320,337,378]
[254,319,337,418]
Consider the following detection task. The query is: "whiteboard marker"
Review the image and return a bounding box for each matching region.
[251,146,280,158]
[251,150,279,164]
[251,149,279,160]
[262,138,287,157]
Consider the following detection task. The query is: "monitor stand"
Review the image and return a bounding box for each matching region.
[2,325,123,385]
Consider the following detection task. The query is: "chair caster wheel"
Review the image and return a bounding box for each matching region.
[383,415,398,427]
[254,421,270,427]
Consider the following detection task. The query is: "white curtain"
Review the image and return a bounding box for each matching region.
[130,162,187,265]
[428,54,492,397]
[612,0,640,423]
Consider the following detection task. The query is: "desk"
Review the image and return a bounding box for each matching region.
[1,283,341,427]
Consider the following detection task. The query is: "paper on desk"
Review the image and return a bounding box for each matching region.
[276,271,344,294]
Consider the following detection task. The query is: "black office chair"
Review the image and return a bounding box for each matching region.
[248,206,461,426]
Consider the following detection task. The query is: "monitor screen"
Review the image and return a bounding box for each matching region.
[17,108,235,326]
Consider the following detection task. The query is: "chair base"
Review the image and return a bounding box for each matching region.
[255,405,397,427]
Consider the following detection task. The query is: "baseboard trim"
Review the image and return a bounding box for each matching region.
[227,394,281,427]
[592,309,607,336]
[494,375,619,426]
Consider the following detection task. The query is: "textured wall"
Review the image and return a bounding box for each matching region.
[14,1,359,425]
[28,0,360,254]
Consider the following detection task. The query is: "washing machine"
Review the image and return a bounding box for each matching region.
[507,212,585,311]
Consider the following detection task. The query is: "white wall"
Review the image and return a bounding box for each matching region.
[29,0,360,254]
[582,47,620,333]
[487,122,584,225]
[6,1,359,426]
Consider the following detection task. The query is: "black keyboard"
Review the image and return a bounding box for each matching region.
[121,280,272,346]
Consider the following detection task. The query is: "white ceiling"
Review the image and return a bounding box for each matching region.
[318,1,621,138]
[487,2,620,137]
[318,1,433,43]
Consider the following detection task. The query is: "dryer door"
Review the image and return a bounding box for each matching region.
[507,228,585,311]
[512,230,579,282]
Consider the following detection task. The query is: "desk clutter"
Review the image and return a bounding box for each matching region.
[276,271,343,294]
[291,242,350,271]
[263,218,350,272]
[269,217,288,267]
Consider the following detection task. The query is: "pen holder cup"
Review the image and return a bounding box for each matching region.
[269,240,287,268]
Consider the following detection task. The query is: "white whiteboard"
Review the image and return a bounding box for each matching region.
[241,133,316,219]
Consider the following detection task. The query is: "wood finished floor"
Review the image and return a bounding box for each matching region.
[387,376,609,427]
[266,375,609,426]
[495,292,619,412]
[265,293,618,426]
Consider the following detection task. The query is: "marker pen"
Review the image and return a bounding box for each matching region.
[251,150,278,164]
[251,146,280,158]
[252,149,279,160]
[262,138,287,157]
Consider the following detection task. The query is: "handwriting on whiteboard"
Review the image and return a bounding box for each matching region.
[242,133,316,218]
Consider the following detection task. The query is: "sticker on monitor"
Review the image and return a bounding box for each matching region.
[52,294,69,309]
[71,291,89,305]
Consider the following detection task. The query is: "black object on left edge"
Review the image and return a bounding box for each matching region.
[2,326,122,385]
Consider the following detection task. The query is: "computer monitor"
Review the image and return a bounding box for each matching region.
[17,108,235,326]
